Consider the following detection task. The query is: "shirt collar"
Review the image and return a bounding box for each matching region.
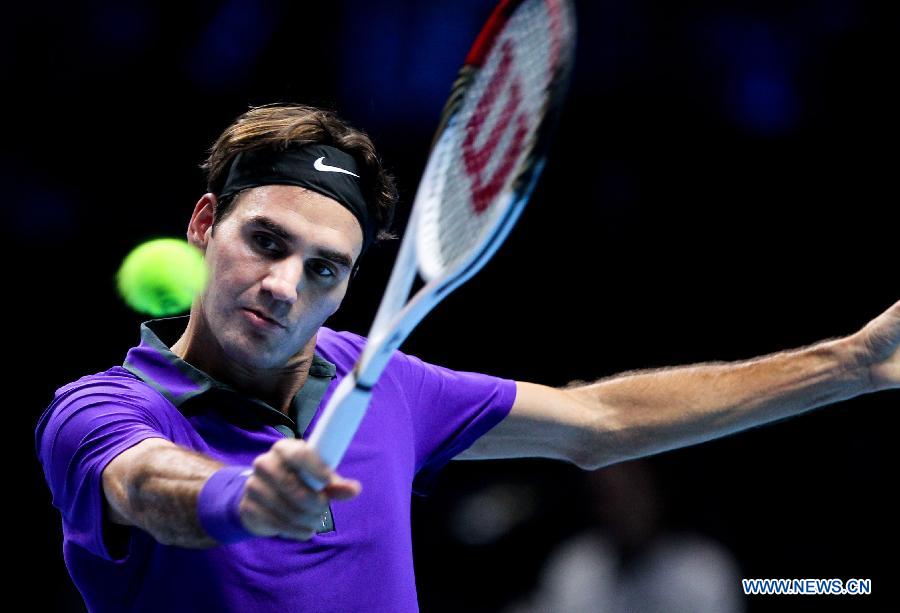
[122,315,337,433]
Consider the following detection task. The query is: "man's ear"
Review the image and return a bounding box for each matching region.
[187,193,217,252]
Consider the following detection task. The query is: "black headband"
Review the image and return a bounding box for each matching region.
[219,144,376,255]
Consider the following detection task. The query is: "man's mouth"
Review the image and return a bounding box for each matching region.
[243,308,285,329]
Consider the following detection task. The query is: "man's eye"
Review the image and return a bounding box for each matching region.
[310,262,336,278]
[254,234,281,253]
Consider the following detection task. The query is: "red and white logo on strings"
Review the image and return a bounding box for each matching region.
[462,39,529,215]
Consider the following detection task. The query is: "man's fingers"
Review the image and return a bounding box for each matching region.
[241,488,330,538]
[271,439,330,482]
[240,498,315,540]
[244,481,325,527]
[324,477,362,500]
[246,440,361,540]
[252,455,329,511]
[239,467,362,541]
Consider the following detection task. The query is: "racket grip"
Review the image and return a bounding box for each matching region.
[306,374,374,476]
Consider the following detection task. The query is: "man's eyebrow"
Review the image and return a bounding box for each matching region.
[247,215,354,269]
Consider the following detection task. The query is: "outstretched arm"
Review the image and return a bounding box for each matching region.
[457,299,899,468]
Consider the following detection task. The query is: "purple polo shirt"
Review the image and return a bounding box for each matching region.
[35,316,516,612]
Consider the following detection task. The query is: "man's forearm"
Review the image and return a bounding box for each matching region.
[570,335,871,466]
[109,442,224,548]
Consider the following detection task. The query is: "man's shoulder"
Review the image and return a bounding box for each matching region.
[315,326,424,374]
[43,366,168,423]
[314,326,464,387]
[315,326,368,367]
[317,325,367,343]
[36,366,170,450]
[53,365,151,399]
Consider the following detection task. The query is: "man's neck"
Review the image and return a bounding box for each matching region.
[170,309,315,415]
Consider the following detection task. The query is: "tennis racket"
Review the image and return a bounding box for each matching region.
[305,0,576,488]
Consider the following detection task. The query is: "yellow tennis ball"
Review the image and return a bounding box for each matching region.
[116,238,208,317]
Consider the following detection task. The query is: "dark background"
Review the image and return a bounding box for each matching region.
[7,0,896,611]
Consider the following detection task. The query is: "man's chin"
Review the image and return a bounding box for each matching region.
[220,336,284,369]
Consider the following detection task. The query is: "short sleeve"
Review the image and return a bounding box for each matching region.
[390,352,517,496]
[35,374,171,561]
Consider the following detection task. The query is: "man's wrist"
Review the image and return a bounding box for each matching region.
[830,334,874,395]
[197,465,256,545]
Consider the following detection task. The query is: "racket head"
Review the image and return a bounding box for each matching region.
[307,0,576,471]
[415,0,576,282]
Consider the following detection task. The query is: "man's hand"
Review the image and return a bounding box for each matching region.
[239,439,362,541]
[853,298,900,393]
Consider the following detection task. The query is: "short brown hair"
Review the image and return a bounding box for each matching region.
[202,103,398,246]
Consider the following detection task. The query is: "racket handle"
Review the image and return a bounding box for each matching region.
[306,374,373,481]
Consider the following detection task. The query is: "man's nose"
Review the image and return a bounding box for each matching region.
[260,258,303,304]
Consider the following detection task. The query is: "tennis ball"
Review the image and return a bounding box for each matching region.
[116,238,208,317]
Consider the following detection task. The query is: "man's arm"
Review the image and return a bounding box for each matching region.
[102,438,362,548]
[458,300,900,469]
[102,438,223,547]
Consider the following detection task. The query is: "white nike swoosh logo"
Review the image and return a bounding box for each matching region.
[313,157,359,178]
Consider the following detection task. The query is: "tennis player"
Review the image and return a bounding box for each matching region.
[35,104,899,612]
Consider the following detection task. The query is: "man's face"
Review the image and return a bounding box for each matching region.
[191,185,363,370]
